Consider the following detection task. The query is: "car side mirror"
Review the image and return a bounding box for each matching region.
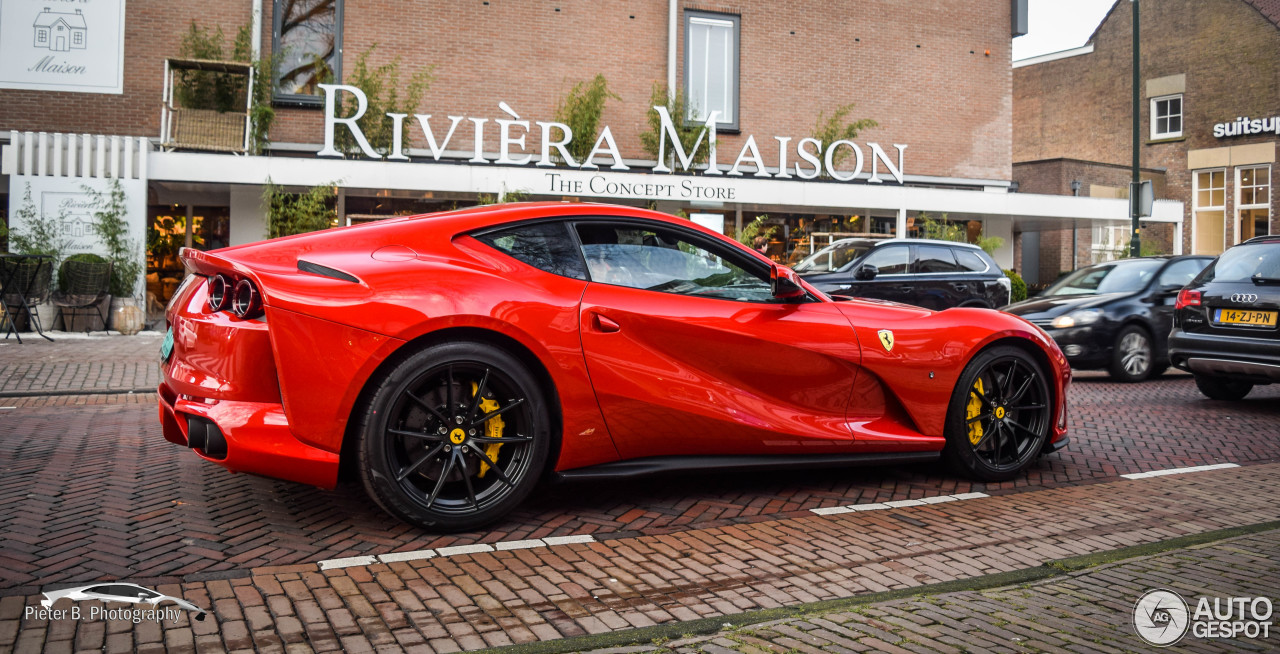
[854,264,879,281]
[771,265,806,299]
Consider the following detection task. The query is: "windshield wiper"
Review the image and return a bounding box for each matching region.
[1251,274,1280,285]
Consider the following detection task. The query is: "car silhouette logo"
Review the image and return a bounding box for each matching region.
[1230,293,1258,303]
[40,583,207,621]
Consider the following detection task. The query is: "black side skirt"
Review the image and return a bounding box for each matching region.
[555,451,940,481]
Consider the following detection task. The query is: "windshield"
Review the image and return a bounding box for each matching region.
[1200,243,1280,283]
[1043,260,1164,296]
[793,241,872,273]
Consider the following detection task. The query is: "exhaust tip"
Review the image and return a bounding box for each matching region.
[184,415,227,460]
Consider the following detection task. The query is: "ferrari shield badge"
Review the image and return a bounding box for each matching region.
[877,329,895,352]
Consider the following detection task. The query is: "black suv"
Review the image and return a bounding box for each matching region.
[1169,236,1280,400]
[1004,256,1212,382]
[795,238,1010,310]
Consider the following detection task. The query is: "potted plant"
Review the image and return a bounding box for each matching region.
[87,180,145,335]
[6,183,69,332]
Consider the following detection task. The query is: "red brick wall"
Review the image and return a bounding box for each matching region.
[2,1,1014,181]
[1014,0,1280,254]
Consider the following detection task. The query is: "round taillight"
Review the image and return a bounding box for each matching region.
[207,275,232,312]
[231,279,262,319]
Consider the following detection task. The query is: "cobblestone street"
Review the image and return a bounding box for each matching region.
[1,334,1278,652]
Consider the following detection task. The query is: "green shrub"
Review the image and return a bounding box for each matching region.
[58,253,109,293]
[555,74,619,164]
[1004,268,1027,303]
[264,180,337,238]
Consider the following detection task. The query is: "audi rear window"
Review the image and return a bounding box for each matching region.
[476,222,588,280]
[1199,243,1280,283]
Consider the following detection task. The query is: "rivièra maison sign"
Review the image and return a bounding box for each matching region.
[316,84,908,183]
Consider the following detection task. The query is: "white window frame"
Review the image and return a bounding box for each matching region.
[684,11,740,131]
[1236,164,1271,243]
[1150,94,1183,139]
[1192,168,1227,254]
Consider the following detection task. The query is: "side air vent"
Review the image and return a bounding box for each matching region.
[297,260,361,283]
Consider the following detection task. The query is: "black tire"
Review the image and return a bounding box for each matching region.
[1193,374,1253,401]
[356,341,551,531]
[1108,324,1153,383]
[943,345,1052,482]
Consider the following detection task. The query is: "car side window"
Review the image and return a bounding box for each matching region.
[915,245,960,273]
[860,245,909,275]
[954,248,989,272]
[1158,259,1209,288]
[475,221,588,280]
[574,223,777,302]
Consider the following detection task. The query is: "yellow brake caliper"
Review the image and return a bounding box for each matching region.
[966,378,985,445]
[470,382,505,478]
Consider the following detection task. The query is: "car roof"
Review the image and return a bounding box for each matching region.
[1242,234,1280,245]
[825,237,985,251]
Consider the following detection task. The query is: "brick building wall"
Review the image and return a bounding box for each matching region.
[1014,0,1280,255]
[2,1,1015,182]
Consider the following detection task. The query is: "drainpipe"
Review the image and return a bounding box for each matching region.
[1070,180,1081,269]
[251,0,263,59]
[667,0,677,93]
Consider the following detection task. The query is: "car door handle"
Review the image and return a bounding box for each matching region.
[952,283,969,290]
[593,314,621,333]
[899,286,914,293]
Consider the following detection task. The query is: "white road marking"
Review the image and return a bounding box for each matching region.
[318,556,377,570]
[1120,463,1240,479]
[322,534,599,570]
[810,493,989,516]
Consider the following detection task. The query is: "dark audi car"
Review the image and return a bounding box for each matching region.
[1169,236,1280,400]
[795,238,1010,310]
[1004,256,1212,382]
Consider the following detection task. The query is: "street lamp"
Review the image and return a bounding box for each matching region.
[1070,180,1081,269]
[1129,0,1142,258]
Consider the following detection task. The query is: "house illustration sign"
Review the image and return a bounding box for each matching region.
[0,0,126,94]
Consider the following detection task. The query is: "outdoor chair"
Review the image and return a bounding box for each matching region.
[53,259,113,334]
[1,256,55,343]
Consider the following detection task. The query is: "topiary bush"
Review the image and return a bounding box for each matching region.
[58,253,109,294]
[1003,269,1027,303]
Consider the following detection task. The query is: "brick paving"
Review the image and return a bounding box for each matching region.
[0,333,162,395]
[662,529,1280,654]
[0,465,1277,653]
[1,335,1280,652]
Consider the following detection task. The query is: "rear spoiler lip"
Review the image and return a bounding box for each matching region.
[181,247,265,281]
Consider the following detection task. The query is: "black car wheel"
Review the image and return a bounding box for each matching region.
[1109,325,1152,383]
[1193,374,1254,401]
[943,345,1052,481]
[357,342,550,531]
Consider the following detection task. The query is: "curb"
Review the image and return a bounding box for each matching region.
[0,387,155,398]
[481,520,1280,654]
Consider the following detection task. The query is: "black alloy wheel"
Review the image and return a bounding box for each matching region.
[357,342,550,531]
[944,345,1052,481]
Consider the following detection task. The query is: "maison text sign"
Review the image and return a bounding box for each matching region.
[316,84,909,184]
[0,0,126,94]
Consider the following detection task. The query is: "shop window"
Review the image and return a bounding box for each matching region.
[1193,169,1226,255]
[684,11,739,130]
[1237,165,1271,242]
[1150,94,1182,139]
[273,0,343,105]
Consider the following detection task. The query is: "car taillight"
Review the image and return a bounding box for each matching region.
[207,274,232,312]
[1175,289,1201,310]
[231,279,263,319]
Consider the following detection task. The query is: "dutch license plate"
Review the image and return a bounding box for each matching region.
[161,327,174,361]
[1213,308,1278,328]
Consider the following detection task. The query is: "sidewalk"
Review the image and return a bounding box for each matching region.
[0,332,161,396]
[639,528,1280,654]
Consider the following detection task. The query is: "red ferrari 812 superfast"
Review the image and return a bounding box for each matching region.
[159,202,1069,531]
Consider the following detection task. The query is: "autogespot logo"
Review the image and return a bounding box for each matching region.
[1134,589,1190,647]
